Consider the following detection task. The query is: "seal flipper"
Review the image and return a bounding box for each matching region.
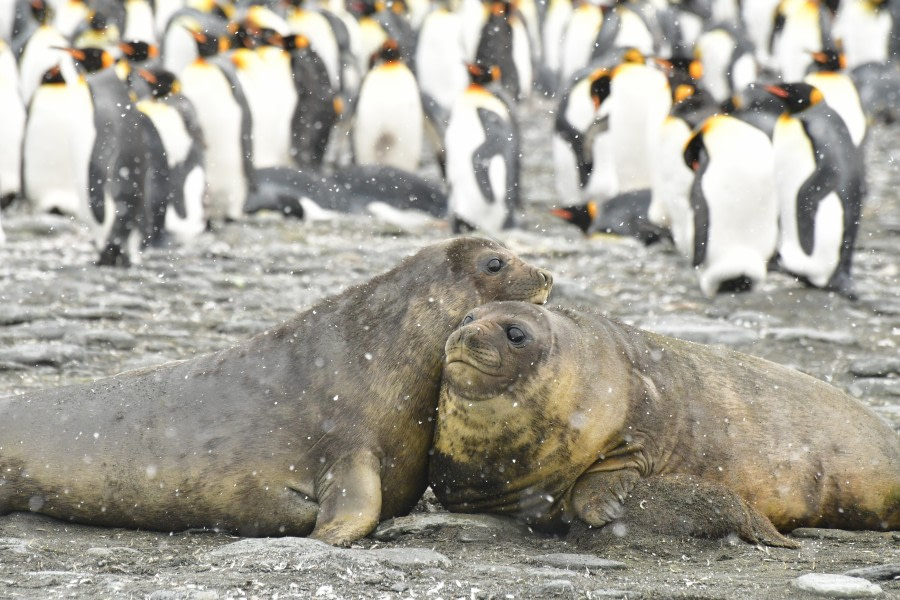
[569,469,640,527]
[583,476,799,549]
[310,450,382,546]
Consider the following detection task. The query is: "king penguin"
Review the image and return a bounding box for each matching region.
[135,67,207,245]
[351,38,423,172]
[445,62,519,233]
[693,22,758,105]
[765,82,864,298]
[680,114,779,297]
[832,0,893,69]
[59,45,149,266]
[769,0,830,81]
[0,39,25,203]
[22,63,96,225]
[178,26,255,221]
[804,49,867,149]
[285,0,342,93]
[475,0,532,102]
[14,0,73,105]
[552,66,615,204]
[558,0,603,84]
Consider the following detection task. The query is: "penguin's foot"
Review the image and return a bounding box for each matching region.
[718,275,754,295]
[0,192,19,210]
[824,271,858,301]
[96,244,131,268]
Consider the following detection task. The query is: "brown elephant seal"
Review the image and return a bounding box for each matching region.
[429,302,900,546]
[0,238,552,544]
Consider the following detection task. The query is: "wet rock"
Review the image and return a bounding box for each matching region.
[842,564,900,581]
[849,357,900,377]
[0,537,31,554]
[62,307,133,321]
[792,573,882,597]
[0,306,46,326]
[766,328,855,345]
[0,343,84,368]
[3,321,69,341]
[847,379,900,399]
[637,315,759,345]
[372,513,529,542]
[64,330,137,350]
[549,279,605,307]
[528,553,627,572]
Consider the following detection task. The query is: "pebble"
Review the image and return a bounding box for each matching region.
[372,513,529,542]
[792,573,882,597]
[529,553,627,572]
[847,378,900,399]
[0,343,84,368]
[790,529,863,541]
[533,579,576,598]
[589,591,641,599]
[64,330,137,350]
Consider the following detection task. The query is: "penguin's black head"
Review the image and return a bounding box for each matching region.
[550,202,597,235]
[809,49,845,72]
[467,62,499,86]
[764,83,824,114]
[683,123,708,172]
[589,69,611,110]
[371,38,401,67]
[656,55,703,91]
[182,25,228,57]
[57,47,115,73]
[119,41,159,63]
[30,0,51,24]
[40,64,65,85]
[280,33,310,52]
[88,10,108,31]
[137,68,180,98]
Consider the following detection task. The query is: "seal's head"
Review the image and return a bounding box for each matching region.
[443,238,553,307]
[443,301,552,402]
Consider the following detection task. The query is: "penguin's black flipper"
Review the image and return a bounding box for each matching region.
[138,111,173,247]
[683,128,710,267]
[472,107,515,209]
[420,91,448,176]
[795,155,839,256]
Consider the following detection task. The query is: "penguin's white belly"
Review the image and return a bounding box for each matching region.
[124,0,157,43]
[165,165,207,242]
[446,102,508,233]
[584,117,617,202]
[353,66,423,171]
[614,10,654,56]
[742,0,782,65]
[18,27,69,104]
[240,54,296,169]
[833,2,891,68]
[511,19,532,101]
[139,101,192,168]
[696,29,735,104]
[164,24,197,77]
[773,15,820,81]
[773,117,841,287]
[609,66,671,193]
[560,7,601,82]
[0,49,24,198]
[416,11,467,112]
[542,0,572,75]
[24,84,95,220]
[457,0,487,61]
[181,65,246,220]
[803,74,866,148]
[288,11,341,91]
[650,116,692,234]
[698,118,777,296]
[552,134,580,202]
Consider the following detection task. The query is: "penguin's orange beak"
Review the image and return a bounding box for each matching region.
[550,208,573,221]
[764,84,789,99]
[137,68,157,84]
[54,46,86,61]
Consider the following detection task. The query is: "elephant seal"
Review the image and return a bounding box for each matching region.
[429,302,900,545]
[0,238,552,545]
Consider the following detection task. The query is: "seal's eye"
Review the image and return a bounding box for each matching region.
[462,314,474,325]
[486,257,504,273]
[506,326,526,345]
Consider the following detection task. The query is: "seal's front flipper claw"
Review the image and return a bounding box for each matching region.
[310,450,382,546]
[569,469,641,527]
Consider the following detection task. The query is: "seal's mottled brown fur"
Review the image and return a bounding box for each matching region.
[430,302,900,546]
[0,238,552,545]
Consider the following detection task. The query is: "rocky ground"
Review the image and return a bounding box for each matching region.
[0,107,897,598]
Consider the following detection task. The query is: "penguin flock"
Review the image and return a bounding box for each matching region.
[0,0,897,299]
